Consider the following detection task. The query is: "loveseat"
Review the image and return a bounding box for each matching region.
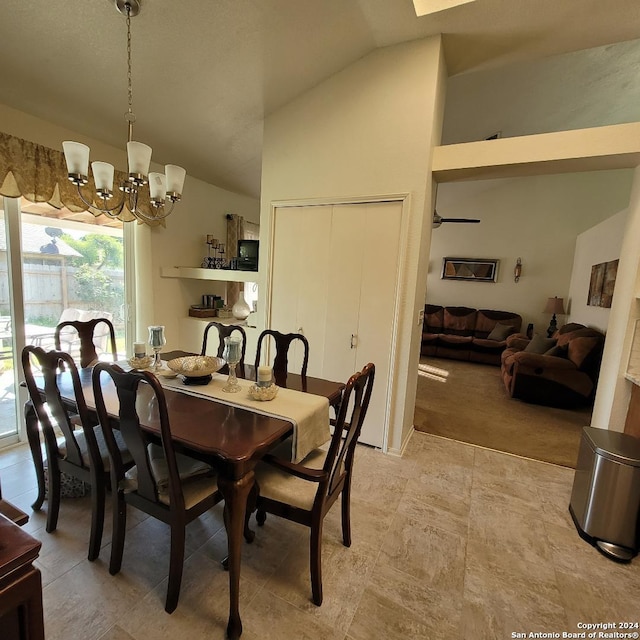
[500,322,605,408]
[421,305,522,366]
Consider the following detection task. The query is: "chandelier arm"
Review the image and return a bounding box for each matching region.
[74,183,126,217]
[130,200,176,223]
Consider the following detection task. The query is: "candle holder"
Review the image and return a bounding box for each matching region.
[148,325,166,371]
[222,335,242,392]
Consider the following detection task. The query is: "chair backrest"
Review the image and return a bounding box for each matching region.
[200,322,247,363]
[21,345,96,469]
[323,363,375,501]
[55,317,117,368]
[254,329,309,378]
[92,363,185,510]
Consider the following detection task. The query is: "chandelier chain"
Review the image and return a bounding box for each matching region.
[126,5,135,125]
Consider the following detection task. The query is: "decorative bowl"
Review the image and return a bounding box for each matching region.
[128,355,154,370]
[248,384,279,401]
[167,355,225,378]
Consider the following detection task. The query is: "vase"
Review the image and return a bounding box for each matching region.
[232,291,251,320]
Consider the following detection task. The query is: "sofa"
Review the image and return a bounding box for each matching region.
[421,305,522,365]
[500,322,605,408]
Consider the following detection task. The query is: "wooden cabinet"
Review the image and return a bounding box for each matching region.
[269,201,402,448]
[0,515,44,640]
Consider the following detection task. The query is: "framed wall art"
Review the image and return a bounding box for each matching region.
[588,259,619,308]
[441,257,499,282]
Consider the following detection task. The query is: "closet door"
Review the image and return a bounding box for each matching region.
[321,203,363,384]
[354,201,402,447]
[270,200,403,450]
[270,206,332,375]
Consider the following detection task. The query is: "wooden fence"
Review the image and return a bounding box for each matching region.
[0,260,124,325]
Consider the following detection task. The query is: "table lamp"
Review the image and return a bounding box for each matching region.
[544,296,566,337]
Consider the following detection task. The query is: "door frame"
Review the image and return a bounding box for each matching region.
[266,193,411,453]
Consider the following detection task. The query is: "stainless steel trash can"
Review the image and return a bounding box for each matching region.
[569,426,640,561]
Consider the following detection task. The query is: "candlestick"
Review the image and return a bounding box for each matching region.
[148,325,166,371]
[222,336,242,392]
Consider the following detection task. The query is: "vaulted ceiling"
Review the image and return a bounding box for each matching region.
[1,0,639,198]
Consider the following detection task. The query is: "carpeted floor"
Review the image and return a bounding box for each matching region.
[413,357,591,468]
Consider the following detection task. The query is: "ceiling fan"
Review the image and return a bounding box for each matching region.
[432,210,481,229]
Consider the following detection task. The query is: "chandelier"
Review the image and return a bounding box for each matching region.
[62,0,185,223]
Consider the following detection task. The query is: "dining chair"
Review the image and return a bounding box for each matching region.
[55,317,118,368]
[92,363,223,614]
[200,321,247,364]
[254,329,309,378]
[249,362,375,605]
[21,346,132,561]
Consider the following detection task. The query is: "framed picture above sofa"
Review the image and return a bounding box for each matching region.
[442,257,499,282]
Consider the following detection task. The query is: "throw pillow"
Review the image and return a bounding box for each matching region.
[487,323,515,341]
[524,334,556,354]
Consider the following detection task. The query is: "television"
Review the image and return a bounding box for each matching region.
[237,239,259,271]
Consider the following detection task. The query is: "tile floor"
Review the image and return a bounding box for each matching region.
[1,432,639,640]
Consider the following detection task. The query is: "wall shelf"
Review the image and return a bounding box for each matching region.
[161,267,258,283]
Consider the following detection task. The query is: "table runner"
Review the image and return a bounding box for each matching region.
[158,373,330,463]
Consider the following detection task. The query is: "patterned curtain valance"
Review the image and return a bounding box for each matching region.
[0,131,161,226]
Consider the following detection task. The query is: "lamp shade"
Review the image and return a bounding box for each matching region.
[91,161,115,192]
[62,141,90,176]
[148,172,166,200]
[127,141,152,176]
[165,164,186,195]
[544,296,566,314]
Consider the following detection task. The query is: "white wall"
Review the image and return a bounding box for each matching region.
[593,166,640,431]
[443,38,640,144]
[427,171,633,333]
[568,208,629,332]
[0,102,260,353]
[261,36,447,453]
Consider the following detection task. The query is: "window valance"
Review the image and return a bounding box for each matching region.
[0,131,160,225]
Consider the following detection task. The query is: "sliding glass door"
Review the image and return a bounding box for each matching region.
[0,196,130,448]
[0,200,19,444]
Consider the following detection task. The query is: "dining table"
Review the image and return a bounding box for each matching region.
[23,350,344,639]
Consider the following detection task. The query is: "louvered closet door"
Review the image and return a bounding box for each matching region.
[270,206,332,375]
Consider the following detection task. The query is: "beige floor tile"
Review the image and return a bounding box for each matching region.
[97,625,137,640]
[556,568,640,627]
[322,496,395,554]
[263,532,375,632]
[348,584,448,640]
[404,432,476,470]
[118,551,261,640]
[42,558,156,640]
[460,563,568,640]
[240,587,345,640]
[378,512,467,590]
[398,476,471,537]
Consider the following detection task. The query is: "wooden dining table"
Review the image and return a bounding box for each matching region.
[23,351,344,639]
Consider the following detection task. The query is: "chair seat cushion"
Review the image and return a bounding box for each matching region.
[255,447,327,511]
[122,444,217,509]
[74,426,132,470]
